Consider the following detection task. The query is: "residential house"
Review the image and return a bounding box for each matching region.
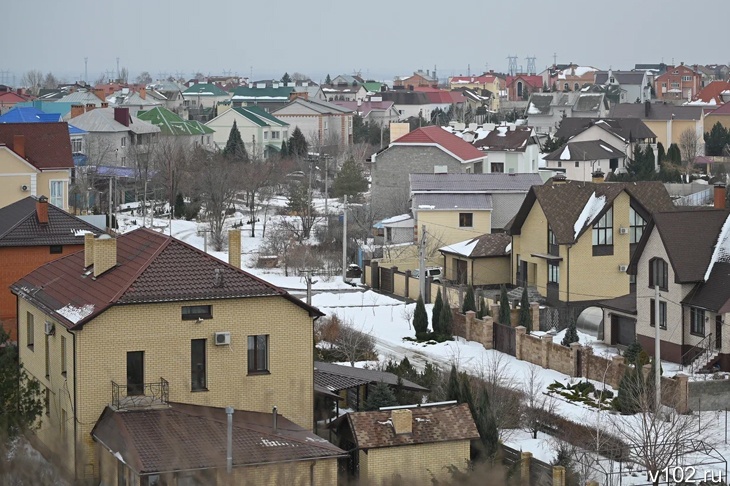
[603,196,730,369]
[333,403,479,485]
[182,83,230,109]
[106,87,162,116]
[412,191,493,246]
[69,107,160,167]
[394,70,439,89]
[56,89,106,109]
[0,196,100,341]
[409,172,543,234]
[610,102,704,151]
[137,106,216,151]
[541,64,599,92]
[322,84,368,102]
[457,89,494,122]
[553,118,657,158]
[506,75,544,102]
[231,82,296,112]
[330,99,400,127]
[654,64,702,101]
[704,102,730,133]
[506,179,675,314]
[330,74,364,86]
[145,80,187,114]
[438,233,512,285]
[525,92,609,135]
[0,107,89,162]
[206,106,289,156]
[12,228,326,483]
[0,88,31,114]
[594,70,651,104]
[370,126,487,215]
[15,100,79,120]
[470,125,540,174]
[92,403,344,486]
[379,90,458,121]
[362,81,386,94]
[373,214,414,245]
[543,141,626,181]
[272,98,353,148]
[690,80,730,106]
[448,74,503,109]
[0,122,74,210]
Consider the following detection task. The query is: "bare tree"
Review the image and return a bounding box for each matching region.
[240,155,292,237]
[474,353,523,440]
[93,72,107,86]
[42,72,58,89]
[261,222,296,276]
[522,364,556,439]
[136,71,153,85]
[282,181,320,241]
[679,127,701,175]
[150,136,189,208]
[193,151,241,250]
[118,67,129,84]
[331,317,376,367]
[291,72,310,82]
[21,70,44,95]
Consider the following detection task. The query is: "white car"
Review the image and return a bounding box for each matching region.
[411,267,443,283]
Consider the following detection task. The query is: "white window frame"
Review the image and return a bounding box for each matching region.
[49,180,65,208]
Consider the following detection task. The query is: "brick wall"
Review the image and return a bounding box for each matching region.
[366,440,470,485]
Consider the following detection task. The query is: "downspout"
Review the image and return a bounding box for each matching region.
[567,245,572,308]
[72,331,78,482]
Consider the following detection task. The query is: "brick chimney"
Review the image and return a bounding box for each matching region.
[13,134,25,158]
[229,229,241,268]
[36,195,49,224]
[714,183,726,209]
[93,234,117,277]
[84,232,94,268]
[644,100,651,118]
[85,103,96,113]
[391,409,412,435]
[114,107,130,127]
[138,87,146,100]
[70,104,85,118]
[552,172,567,184]
[591,169,605,184]
[101,102,109,108]
[94,88,106,101]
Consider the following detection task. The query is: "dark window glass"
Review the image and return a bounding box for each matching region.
[191,339,207,391]
[649,258,668,291]
[248,335,269,373]
[690,307,705,336]
[50,245,63,254]
[649,299,667,329]
[459,213,473,228]
[182,305,212,320]
[592,207,613,246]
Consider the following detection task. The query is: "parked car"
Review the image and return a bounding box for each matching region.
[411,266,443,283]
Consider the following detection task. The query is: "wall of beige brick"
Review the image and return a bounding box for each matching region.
[366,440,470,485]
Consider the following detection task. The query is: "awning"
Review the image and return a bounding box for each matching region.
[530,253,562,261]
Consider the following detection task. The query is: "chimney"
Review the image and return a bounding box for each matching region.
[101,102,109,108]
[552,172,567,184]
[114,107,130,127]
[591,169,605,184]
[94,88,106,101]
[228,229,241,268]
[13,134,25,158]
[93,234,117,277]
[85,103,96,112]
[644,100,651,118]
[391,409,412,435]
[71,104,85,118]
[84,232,95,268]
[36,196,49,224]
[714,183,726,209]
[138,87,146,100]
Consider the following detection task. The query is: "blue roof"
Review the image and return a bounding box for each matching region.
[68,124,86,135]
[94,165,157,179]
[0,106,86,136]
[15,100,75,117]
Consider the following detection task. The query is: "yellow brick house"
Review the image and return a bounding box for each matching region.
[506,178,674,316]
[12,228,343,485]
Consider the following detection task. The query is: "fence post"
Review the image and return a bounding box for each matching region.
[530,302,540,331]
[483,315,494,350]
[371,261,380,290]
[390,266,397,295]
[520,451,532,485]
[541,334,553,369]
[569,343,581,377]
[464,310,475,341]
[674,373,690,413]
[552,465,566,486]
[425,277,432,303]
[515,326,526,360]
[404,270,410,299]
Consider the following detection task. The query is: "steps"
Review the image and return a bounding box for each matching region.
[688,349,720,374]
[507,286,544,304]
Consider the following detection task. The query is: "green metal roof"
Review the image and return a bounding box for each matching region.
[362,82,383,93]
[182,84,229,96]
[137,107,215,136]
[231,107,288,128]
[242,105,288,126]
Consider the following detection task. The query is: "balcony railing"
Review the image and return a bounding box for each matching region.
[111,378,169,410]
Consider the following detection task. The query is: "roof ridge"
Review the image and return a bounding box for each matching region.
[0,202,34,241]
[110,229,172,304]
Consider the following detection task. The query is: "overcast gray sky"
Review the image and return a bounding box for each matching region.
[2,0,726,85]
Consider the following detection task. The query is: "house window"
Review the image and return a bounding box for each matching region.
[662,83,667,88]
[121,156,127,166]
[517,81,523,98]
[564,83,570,91]
[592,207,613,254]
[682,76,692,82]
[182,305,212,320]
[71,138,82,153]
[459,213,473,228]
[121,136,126,147]
[491,163,504,173]
[648,257,668,291]
[557,161,562,168]
[50,245,63,254]
[574,83,580,91]
[690,307,705,336]
[248,335,269,373]
[45,388,50,416]
[548,262,560,283]
[191,339,207,391]
[671,82,680,89]
[649,299,667,330]
[263,131,269,140]
[271,131,280,139]
[548,225,558,255]
[629,207,646,244]
[609,77,615,84]
[50,181,64,208]
[575,161,579,168]
[61,335,67,376]
[27,312,34,350]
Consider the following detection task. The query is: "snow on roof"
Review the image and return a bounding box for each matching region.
[496,126,508,137]
[704,214,730,281]
[573,192,607,241]
[599,144,613,152]
[527,103,541,115]
[560,146,571,160]
[57,303,95,324]
[439,238,479,257]
[379,214,413,225]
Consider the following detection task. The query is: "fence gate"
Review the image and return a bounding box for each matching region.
[493,322,516,356]
[379,267,393,294]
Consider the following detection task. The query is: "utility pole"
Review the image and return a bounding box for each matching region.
[116,57,120,82]
[654,283,661,412]
[419,225,427,298]
[342,195,348,282]
[108,177,113,231]
[304,270,317,305]
[323,155,329,229]
[84,57,88,84]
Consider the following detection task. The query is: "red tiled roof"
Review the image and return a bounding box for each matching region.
[0,122,74,170]
[693,81,730,104]
[0,91,30,102]
[708,101,730,115]
[392,126,485,162]
[11,228,322,329]
[506,75,543,89]
[412,87,466,104]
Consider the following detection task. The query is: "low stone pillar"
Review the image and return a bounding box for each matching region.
[610,355,626,389]
[569,343,582,377]
[552,465,566,486]
[404,270,411,298]
[530,302,540,331]
[464,311,476,342]
[581,345,593,378]
[490,303,501,323]
[673,373,690,413]
[483,316,494,350]
[541,334,553,369]
[520,451,532,484]
[515,326,527,360]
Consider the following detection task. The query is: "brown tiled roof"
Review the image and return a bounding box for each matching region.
[91,403,345,475]
[507,180,675,245]
[683,262,730,313]
[439,233,511,258]
[0,196,101,247]
[599,293,637,315]
[344,403,479,450]
[651,209,729,283]
[11,227,321,329]
[554,118,656,141]
[0,122,74,170]
[473,128,532,152]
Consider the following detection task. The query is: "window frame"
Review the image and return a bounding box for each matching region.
[629,206,646,244]
[458,213,474,228]
[592,206,614,255]
[548,262,560,284]
[50,180,64,208]
[490,162,504,173]
[648,257,669,291]
[248,334,269,374]
[50,245,63,254]
[690,307,706,336]
[27,312,34,350]
[182,305,212,320]
[649,298,667,330]
[191,339,207,391]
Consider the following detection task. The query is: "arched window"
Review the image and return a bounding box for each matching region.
[574,83,580,91]
[517,81,523,98]
[564,82,570,91]
[649,257,668,290]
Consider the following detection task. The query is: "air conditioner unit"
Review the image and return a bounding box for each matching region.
[20,185,28,192]
[44,321,55,336]
[214,331,231,346]
[618,264,628,272]
[619,227,628,235]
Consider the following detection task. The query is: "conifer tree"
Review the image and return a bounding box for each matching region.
[0,327,43,441]
[656,142,666,164]
[288,127,308,158]
[365,381,398,411]
[462,285,476,314]
[325,74,332,85]
[518,287,532,333]
[476,386,500,458]
[624,340,643,366]
[476,297,490,320]
[446,364,461,402]
[432,288,443,335]
[332,157,369,200]
[439,294,453,338]
[279,139,288,157]
[561,317,579,346]
[499,285,511,325]
[413,295,428,338]
[223,120,249,162]
[667,143,682,165]
[704,121,730,156]
[281,72,292,84]
[174,192,185,218]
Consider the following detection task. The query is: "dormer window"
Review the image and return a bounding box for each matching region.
[592,207,613,256]
[609,77,615,84]
[648,258,668,291]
